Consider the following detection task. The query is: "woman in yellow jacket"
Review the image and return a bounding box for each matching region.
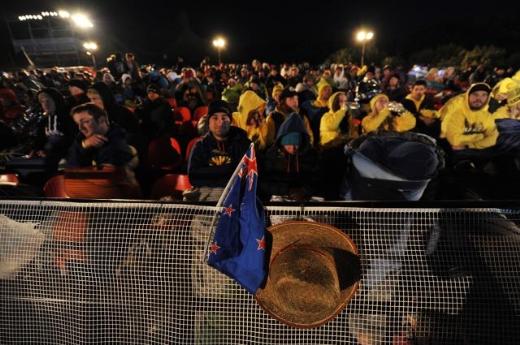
[231,90,271,150]
[361,94,416,134]
[320,91,359,147]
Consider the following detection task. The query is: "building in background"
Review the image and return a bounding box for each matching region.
[5,10,95,67]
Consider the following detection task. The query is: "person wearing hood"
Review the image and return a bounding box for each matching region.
[231,90,271,150]
[320,91,359,147]
[440,83,497,152]
[87,81,144,155]
[489,77,520,112]
[300,83,332,144]
[33,88,76,172]
[333,65,350,90]
[266,83,283,115]
[187,100,251,201]
[66,79,90,108]
[266,88,314,147]
[258,113,319,202]
[362,94,416,134]
[402,79,441,138]
[137,83,175,141]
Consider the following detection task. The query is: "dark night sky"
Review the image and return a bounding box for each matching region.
[2,0,520,67]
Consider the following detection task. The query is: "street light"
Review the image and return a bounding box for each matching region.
[212,36,226,64]
[355,29,374,67]
[83,41,98,67]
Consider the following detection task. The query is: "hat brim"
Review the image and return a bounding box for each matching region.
[256,221,360,328]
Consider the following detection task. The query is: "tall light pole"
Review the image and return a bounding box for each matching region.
[355,30,374,67]
[212,36,226,64]
[83,41,98,67]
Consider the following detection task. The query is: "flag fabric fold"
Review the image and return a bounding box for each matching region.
[207,144,266,294]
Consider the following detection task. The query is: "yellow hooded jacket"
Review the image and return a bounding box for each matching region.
[440,83,497,149]
[232,91,270,150]
[313,83,332,108]
[320,92,353,145]
[362,94,416,133]
[491,78,520,100]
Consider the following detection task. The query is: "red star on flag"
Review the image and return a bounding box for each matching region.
[222,204,235,217]
[210,241,221,255]
[256,236,266,251]
[243,150,258,190]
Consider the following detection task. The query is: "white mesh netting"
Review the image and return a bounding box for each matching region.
[1,200,520,344]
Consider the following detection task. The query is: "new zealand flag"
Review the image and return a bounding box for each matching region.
[207,144,266,294]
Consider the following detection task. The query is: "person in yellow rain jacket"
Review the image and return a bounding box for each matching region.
[361,94,416,134]
[300,83,333,144]
[320,91,359,147]
[493,87,520,121]
[490,77,520,112]
[440,83,520,168]
[440,83,497,151]
[231,90,271,151]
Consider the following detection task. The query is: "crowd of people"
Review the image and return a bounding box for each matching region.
[1,52,520,201]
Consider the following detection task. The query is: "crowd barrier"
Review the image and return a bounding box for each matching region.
[1,199,520,344]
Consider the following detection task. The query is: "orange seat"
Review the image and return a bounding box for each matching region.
[43,175,69,198]
[174,106,191,124]
[150,173,192,199]
[170,137,183,157]
[193,106,208,121]
[63,166,142,199]
[185,136,202,160]
[0,173,19,186]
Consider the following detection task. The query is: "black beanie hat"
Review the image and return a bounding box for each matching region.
[468,83,491,95]
[207,100,231,117]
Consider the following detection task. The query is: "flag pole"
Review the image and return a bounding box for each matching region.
[203,143,255,262]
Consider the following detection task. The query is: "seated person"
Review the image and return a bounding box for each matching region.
[320,91,359,147]
[267,88,314,147]
[402,79,440,138]
[232,90,270,150]
[66,103,140,197]
[33,88,75,173]
[259,113,319,202]
[362,94,416,134]
[187,100,251,201]
[440,83,520,164]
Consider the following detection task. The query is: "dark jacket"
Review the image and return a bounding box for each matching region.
[402,94,440,138]
[188,126,251,188]
[259,113,319,200]
[66,124,134,168]
[35,88,76,170]
[300,99,328,146]
[138,97,175,140]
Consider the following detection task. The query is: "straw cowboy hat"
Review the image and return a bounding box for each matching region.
[256,221,360,328]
